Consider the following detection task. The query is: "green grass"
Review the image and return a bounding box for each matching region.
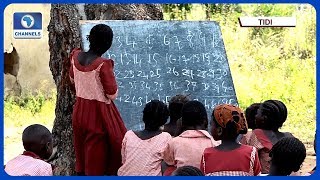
[4,92,56,163]
[163,4,316,143]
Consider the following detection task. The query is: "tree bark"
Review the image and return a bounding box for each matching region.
[48,3,163,175]
[48,4,80,175]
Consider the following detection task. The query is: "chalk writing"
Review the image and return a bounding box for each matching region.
[80,21,237,131]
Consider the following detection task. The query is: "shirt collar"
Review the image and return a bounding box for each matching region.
[179,130,212,139]
[22,151,42,159]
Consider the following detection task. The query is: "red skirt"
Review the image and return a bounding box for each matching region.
[72,97,127,175]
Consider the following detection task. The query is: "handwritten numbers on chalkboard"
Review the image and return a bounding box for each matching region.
[221,98,229,104]
[182,69,194,79]
[181,55,190,64]
[202,83,210,91]
[150,69,161,78]
[116,36,122,48]
[167,67,179,76]
[145,82,151,90]
[133,54,142,67]
[222,81,233,93]
[137,71,149,80]
[153,82,159,91]
[185,80,191,91]
[129,81,137,90]
[173,36,183,50]
[148,53,159,67]
[123,70,133,79]
[169,81,182,91]
[126,36,137,48]
[124,94,130,103]
[80,21,238,130]
[216,69,223,80]
[140,81,145,90]
[132,96,142,106]
[197,70,207,78]
[228,99,237,105]
[191,81,197,91]
[204,99,211,110]
[212,83,220,94]
[198,30,206,48]
[193,54,201,63]
[186,30,194,49]
[164,35,170,46]
[202,53,210,65]
[163,35,183,50]
[106,52,116,61]
[146,34,154,50]
[136,97,143,106]
[159,82,164,91]
[167,54,176,64]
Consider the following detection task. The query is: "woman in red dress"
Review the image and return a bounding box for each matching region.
[69,24,127,175]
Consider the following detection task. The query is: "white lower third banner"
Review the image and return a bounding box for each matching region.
[238,17,296,27]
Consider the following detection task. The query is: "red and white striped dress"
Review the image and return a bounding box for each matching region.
[117,130,172,176]
[201,145,261,176]
[5,151,53,176]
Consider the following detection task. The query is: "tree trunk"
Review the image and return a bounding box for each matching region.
[48,3,163,175]
[205,4,211,20]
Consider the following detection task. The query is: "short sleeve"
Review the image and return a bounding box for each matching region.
[69,65,74,84]
[69,48,79,83]
[253,147,262,176]
[121,133,128,164]
[248,131,264,151]
[159,133,173,158]
[240,131,252,145]
[100,60,118,99]
[163,140,176,166]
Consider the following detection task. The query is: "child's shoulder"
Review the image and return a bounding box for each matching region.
[5,154,52,176]
[238,144,258,155]
[203,147,215,154]
[252,128,265,134]
[160,131,172,139]
[70,48,82,59]
[100,57,114,68]
[124,130,135,137]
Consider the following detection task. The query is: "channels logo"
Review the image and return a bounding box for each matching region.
[13,12,42,39]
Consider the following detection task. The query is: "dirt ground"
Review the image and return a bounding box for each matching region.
[300,145,316,175]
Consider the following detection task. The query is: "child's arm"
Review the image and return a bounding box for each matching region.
[121,133,128,164]
[100,60,118,100]
[69,49,78,85]
[163,140,175,166]
[69,65,74,84]
[253,147,262,176]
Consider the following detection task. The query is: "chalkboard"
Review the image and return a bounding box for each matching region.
[80,20,238,130]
